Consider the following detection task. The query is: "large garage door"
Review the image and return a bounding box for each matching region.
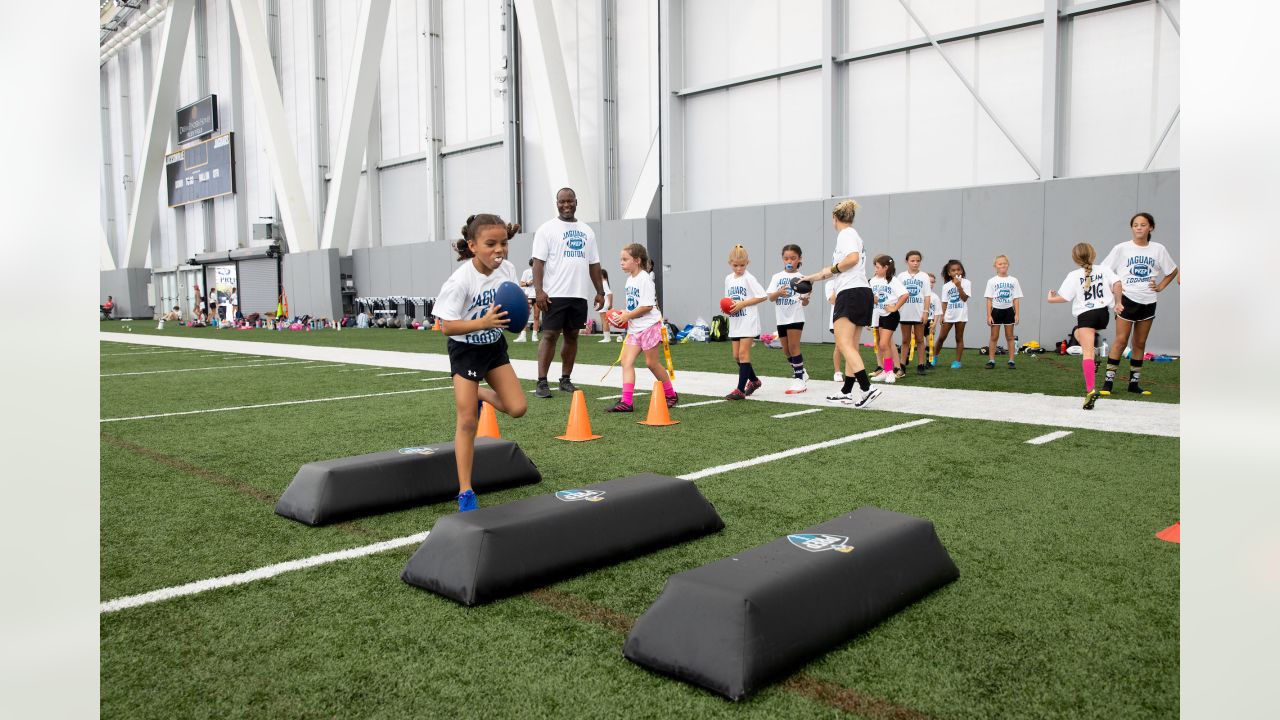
[237,257,278,315]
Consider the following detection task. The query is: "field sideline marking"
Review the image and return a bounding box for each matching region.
[102,361,314,377]
[679,399,726,408]
[376,371,420,377]
[679,418,932,481]
[101,386,454,423]
[100,532,431,614]
[100,349,193,357]
[100,418,930,614]
[772,408,823,419]
[1026,430,1072,445]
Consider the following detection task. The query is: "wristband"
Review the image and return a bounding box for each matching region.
[830,263,842,275]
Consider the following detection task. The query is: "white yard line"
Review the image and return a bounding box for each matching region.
[678,399,727,408]
[101,361,314,377]
[1026,430,1073,445]
[100,386,454,423]
[100,349,194,357]
[99,417,932,614]
[597,392,648,400]
[100,532,431,614]
[771,408,824,419]
[376,371,420,377]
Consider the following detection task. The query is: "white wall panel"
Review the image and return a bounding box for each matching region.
[727,80,779,206]
[779,0,821,67]
[280,0,319,237]
[377,0,425,159]
[442,146,510,241]
[777,71,822,202]
[684,0,819,86]
[847,53,908,195]
[908,0,978,35]
[973,24,1040,185]
[977,0,1041,23]
[846,0,910,53]
[615,0,658,209]
[442,0,503,145]
[378,161,430,245]
[683,90,728,210]
[906,42,976,190]
[1066,2,1178,176]
[208,0,243,250]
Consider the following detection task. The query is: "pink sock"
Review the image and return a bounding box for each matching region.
[622,383,635,404]
[884,358,894,373]
[1082,359,1096,392]
[662,380,675,398]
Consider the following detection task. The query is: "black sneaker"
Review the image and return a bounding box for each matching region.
[1083,389,1101,410]
[558,377,578,393]
[916,364,926,376]
[534,380,552,398]
[1100,380,1114,396]
[1128,383,1152,396]
[606,401,633,413]
[744,378,763,396]
[1007,361,1016,370]
[666,392,679,408]
[985,361,995,370]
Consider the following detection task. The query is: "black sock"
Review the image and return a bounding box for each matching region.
[842,376,856,394]
[737,363,748,391]
[789,355,805,378]
[854,369,870,391]
[745,362,758,382]
[538,376,547,383]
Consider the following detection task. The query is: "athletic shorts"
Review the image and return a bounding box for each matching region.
[776,322,805,337]
[1075,307,1111,331]
[541,297,588,332]
[833,287,874,327]
[625,322,664,351]
[990,307,1016,326]
[899,319,922,327]
[1117,295,1156,322]
[447,337,511,380]
[877,311,901,332]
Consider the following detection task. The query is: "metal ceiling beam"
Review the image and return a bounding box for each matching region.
[319,0,392,254]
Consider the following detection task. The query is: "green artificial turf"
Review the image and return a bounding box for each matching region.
[100,337,1179,719]
[100,322,1181,403]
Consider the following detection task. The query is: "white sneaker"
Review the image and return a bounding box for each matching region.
[834,372,843,383]
[599,335,612,343]
[801,370,809,382]
[513,332,527,342]
[871,372,886,382]
[785,377,807,394]
[825,392,853,405]
[883,372,896,384]
[854,387,883,408]
[616,335,625,342]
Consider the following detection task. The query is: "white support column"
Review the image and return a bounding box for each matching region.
[502,0,522,224]
[598,0,619,220]
[122,0,195,268]
[821,0,846,198]
[1040,0,1062,179]
[658,0,684,213]
[101,228,118,271]
[319,0,392,253]
[426,0,446,242]
[228,0,318,253]
[513,0,598,221]
[365,85,384,248]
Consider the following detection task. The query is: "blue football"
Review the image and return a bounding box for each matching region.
[495,281,529,333]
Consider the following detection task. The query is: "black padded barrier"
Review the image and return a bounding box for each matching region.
[400,474,725,606]
[274,438,540,525]
[623,506,959,701]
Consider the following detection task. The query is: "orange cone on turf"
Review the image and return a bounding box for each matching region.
[556,390,602,441]
[638,381,679,427]
[477,402,501,439]
[432,317,441,331]
[1155,521,1180,544]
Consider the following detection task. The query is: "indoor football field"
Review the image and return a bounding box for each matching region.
[99,325,1178,719]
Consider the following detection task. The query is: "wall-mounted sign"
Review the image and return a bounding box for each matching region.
[176,94,218,146]
[165,132,235,207]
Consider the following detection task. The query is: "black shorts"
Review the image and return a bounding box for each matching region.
[1075,307,1111,331]
[877,311,901,332]
[776,322,805,336]
[1117,295,1156,322]
[899,319,922,327]
[447,337,510,380]
[541,297,589,332]
[833,287,874,327]
[990,307,1016,326]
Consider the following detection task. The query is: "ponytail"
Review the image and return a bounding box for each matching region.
[456,213,520,261]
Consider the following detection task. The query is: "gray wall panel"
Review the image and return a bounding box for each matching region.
[660,211,712,327]
[379,162,430,246]
[887,189,963,288]
[1135,171,1181,355]
[282,249,341,320]
[960,182,1046,353]
[710,206,765,321]
[100,268,153,319]
[387,244,413,295]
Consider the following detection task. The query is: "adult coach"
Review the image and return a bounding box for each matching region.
[531,187,605,398]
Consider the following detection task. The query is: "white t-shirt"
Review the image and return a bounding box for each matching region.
[826,282,837,331]
[768,270,806,326]
[927,291,942,322]
[830,227,870,294]
[725,271,766,338]
[1100,240,1177,305]
[1057,266,1120,317]
[940,277,972,323]
[984,276,1024,310]
[897,271,932,322]
[531,218,600,301]
[871,276,909,314]
[434,259,519,345]
[519,267,536,299]
[623,272,662,334]
[602,277,613,304]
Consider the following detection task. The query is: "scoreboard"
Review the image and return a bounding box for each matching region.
[165,132,235,207]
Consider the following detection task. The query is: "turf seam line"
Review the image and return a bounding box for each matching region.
[1026,430,1072,445]
[100,386,454,423]
[101,360,315,377]
[771,408,824,419]
[101,433,279,504]
[678,418,933,481]
[99,532,430,614]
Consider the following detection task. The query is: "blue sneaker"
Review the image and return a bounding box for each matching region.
[950,361,962,369]
[457,489,477,512]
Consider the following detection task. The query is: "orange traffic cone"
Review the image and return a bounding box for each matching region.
[638,381,679,426]
[1155,521,1180,544]
[477,401,501,439]
[432,317,441,331]
[556,390,602,441]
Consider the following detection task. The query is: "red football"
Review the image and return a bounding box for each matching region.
[719,297,734,314]
[606,309,628,329]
